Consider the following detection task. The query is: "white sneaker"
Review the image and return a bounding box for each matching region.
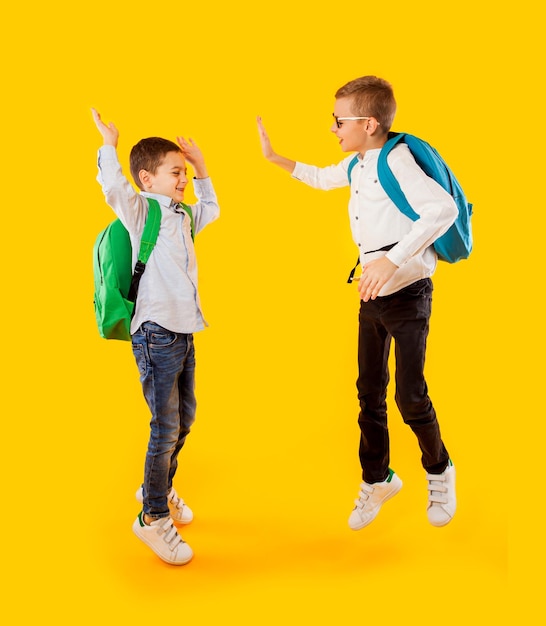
[132,512,193,565]
[348,469,403,530]
[136,487,194,524]
[426,460,456,527]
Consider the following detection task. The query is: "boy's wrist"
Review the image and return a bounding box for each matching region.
[192,164,208,178]
[269,152,290,168]
[268,152,296,174]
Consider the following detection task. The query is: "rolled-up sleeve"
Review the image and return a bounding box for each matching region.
[190,177,220,234]
[292,158,352,191]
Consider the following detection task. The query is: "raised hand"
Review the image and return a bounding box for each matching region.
[256,116,275,160]
[91,108,119,147]
[256,116,296,173]
[176,136,208,178]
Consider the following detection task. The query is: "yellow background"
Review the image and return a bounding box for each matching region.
[2,1,536,623]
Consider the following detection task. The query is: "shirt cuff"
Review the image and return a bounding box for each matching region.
[291,162,305,181]
[97,144,118,167]
[98,144,117,158]
[386,246,409,267]
[192,176,213,194]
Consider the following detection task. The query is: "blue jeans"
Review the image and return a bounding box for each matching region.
[132,322,196,519]
[357,279,449,483]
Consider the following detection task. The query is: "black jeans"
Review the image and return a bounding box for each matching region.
[356,278,449,483]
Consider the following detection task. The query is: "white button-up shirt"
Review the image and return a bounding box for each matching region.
[97,145,220,334]
[292,143,458,296]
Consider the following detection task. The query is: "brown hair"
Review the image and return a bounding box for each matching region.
[129,137,182,190]
[335,76,396,132]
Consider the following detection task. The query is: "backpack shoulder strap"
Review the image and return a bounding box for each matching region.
[127,199,162,304]
[138,198,162,263]
[347,154,360,184]
[178,202,195,240]
[377,132,420,222]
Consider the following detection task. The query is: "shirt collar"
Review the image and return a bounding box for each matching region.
[358,148,381,164]
[141,191,180,213]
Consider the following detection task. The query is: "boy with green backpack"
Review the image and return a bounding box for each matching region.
[92,109,220,565]
[257,75,464,531]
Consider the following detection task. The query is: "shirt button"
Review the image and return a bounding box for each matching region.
[355,216,359,220]
[355,190,359,194]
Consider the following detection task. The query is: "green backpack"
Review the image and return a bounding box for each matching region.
[93,198,195,341]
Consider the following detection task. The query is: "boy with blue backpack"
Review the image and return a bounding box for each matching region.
[257,75,468,529]
[92,109,220,564]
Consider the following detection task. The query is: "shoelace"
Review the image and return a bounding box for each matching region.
[154,517,184,552]
[426,473,448,505]
[355,482,375,509]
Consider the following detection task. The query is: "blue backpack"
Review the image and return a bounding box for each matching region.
[347,132,473,264]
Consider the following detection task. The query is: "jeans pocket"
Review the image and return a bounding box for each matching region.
[132,343,147,376]
[149,328,177,348]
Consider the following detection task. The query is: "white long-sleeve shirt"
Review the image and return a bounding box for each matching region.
[292,143,458,296]
[96,144,220,334]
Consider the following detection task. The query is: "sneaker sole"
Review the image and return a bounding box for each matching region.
[428,514,454,528]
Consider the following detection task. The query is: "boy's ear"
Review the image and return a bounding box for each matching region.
[139,169,152,189]
[367,117,381,135]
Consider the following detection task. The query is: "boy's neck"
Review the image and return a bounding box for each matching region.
[359,134,388,157]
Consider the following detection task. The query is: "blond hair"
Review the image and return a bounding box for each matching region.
[335,76,396,132]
